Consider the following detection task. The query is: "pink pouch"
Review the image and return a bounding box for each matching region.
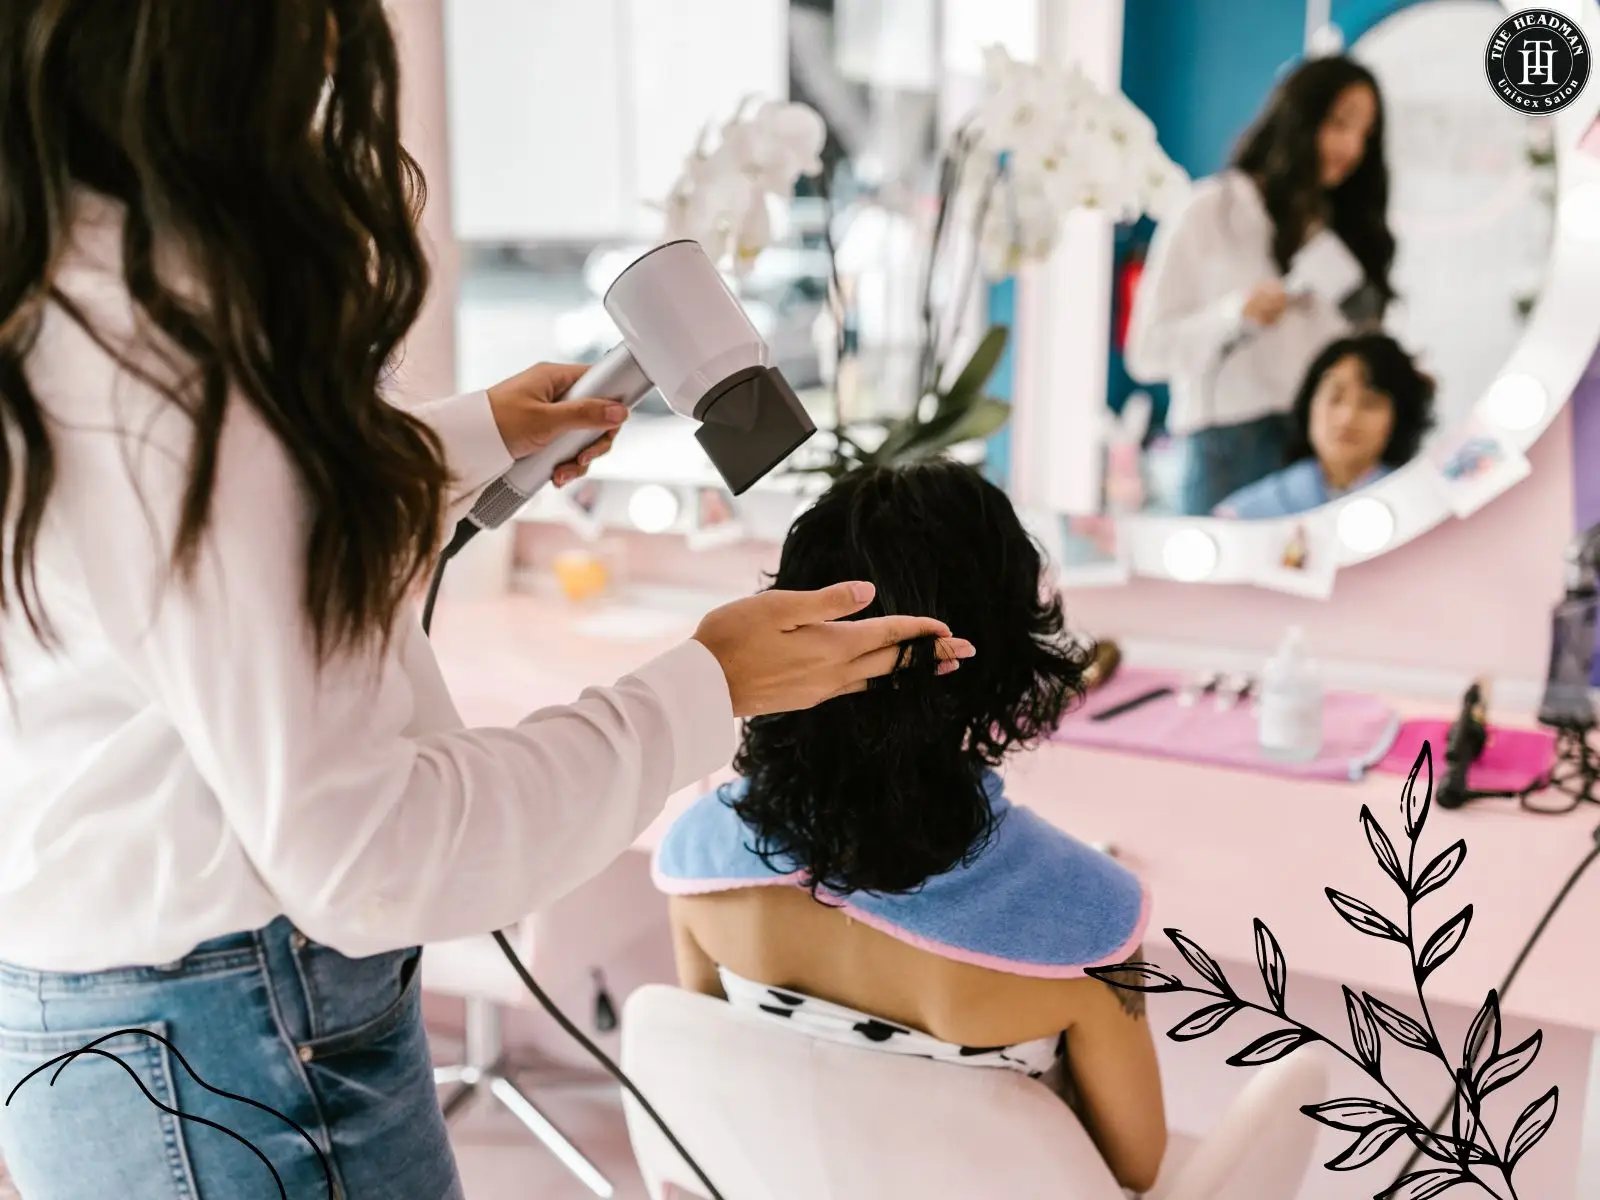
[1374,719,1555,793]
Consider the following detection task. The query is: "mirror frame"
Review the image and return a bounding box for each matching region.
[1051,0,1600,590]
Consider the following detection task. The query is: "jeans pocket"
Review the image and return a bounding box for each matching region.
[297,947,423,1062]
[0,1020,199,1200]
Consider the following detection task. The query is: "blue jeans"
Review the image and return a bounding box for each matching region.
[1177,413,1291,516]
[0,917,463,1199]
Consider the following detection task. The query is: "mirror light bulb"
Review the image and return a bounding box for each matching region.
[1482,373,1548,432]
[1337,496,1396,555]
[628,484,680,533]
[1162,528,1218,582]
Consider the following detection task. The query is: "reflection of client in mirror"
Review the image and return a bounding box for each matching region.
[1214,333,1435,520]
[654,463,1166,1193]
[1125,57,1396,517]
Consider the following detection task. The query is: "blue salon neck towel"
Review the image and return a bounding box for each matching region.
[653,771,1150,978]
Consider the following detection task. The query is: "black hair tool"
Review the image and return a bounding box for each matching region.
[1438,679,1490,810]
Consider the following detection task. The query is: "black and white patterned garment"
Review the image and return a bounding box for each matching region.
[718,966,1064,1078]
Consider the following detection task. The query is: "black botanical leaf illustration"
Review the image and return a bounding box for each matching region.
[1326,889,1406,942]
[1401,742,1433,841]
[1135,739,1555,1200]
[1505,1086,1558,1168]
[1377,1167,1472,1200]
[1254,919,1288,1013]
[1164,927,1232,995]
[1417,906,1473,979]
[1476,1031,1542,1099]
[1344,986,1381,1071]
[1361,805,1407,891]
[1404,1126,1492,1166]
[1083,962,1184,993]
[1462,989,1501,1076]
[1167,1001,1242,1042]
[1364,993,1438,1053]
[1324,1119,1410,1171]
[1412,840,1466,902]
[1301,1098,1409,1132]
[1225,1028,1315,1067]
[1450,1071,1478,1165]
[1402,1126,1489,1167]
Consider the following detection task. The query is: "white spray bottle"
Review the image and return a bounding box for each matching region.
[1257,625,1324,763]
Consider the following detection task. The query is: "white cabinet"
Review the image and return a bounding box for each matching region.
[444,0,787,244]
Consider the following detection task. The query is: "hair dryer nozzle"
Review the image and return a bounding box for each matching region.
[693,366,816,496]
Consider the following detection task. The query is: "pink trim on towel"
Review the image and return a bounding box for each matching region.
[654,858,1153,980]
[821,882,1153,979]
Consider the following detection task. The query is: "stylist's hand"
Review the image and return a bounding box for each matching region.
[693,582,976,718]
[1242,280,1289,326]
[488,362,628,487]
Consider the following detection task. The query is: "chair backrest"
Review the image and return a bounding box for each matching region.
[1147,1042,1330,1200]
[619,984,1130,1200]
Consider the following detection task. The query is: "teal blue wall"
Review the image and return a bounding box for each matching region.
[983,0,1427,487]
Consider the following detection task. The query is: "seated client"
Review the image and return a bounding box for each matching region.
[652,461,1166,1193]
[1214,332,1435,520]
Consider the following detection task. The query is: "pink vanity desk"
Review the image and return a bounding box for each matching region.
[430,596,1600,1199]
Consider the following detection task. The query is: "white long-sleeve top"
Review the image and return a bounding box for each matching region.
[1124,170,1353,437]
[0,194,736,973]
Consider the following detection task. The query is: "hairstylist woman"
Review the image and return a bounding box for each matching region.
[0,4,971,1197]
[1124,55,1396,516]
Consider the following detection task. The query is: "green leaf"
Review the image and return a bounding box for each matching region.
[877,395,1010,466]
[908,396,1011,456]
[937,325,1009,413]
[868,414,931,466]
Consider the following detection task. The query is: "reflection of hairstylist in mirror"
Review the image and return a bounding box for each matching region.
[0,3,972,1196]
[1213,333,1436,520]
[1124,57,1397,517]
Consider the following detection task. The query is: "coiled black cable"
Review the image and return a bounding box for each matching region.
[422,519,726,1200]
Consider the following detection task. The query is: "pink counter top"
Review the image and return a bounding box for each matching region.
[429,595,1600,1034]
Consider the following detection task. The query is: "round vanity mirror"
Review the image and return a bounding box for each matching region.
[1005,0,1600,594]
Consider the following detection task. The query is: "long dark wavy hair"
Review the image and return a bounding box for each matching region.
[1231,55,1396,311]
[0,0,451,666]
[726,461,1092,897]
[1283,333,1436,468]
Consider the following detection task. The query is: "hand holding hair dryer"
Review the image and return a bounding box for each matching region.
[465,240,817,536]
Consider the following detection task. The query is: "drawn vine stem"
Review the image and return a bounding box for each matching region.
[1404,833,1519,1200]
[1181,983,1430,1132]
[1177,981,1520,1199]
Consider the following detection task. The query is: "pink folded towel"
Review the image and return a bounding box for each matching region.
[1374,719,1555,793]
[1050,667,1400,782]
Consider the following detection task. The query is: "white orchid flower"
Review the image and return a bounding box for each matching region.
[753,101,827,177]
[1010,182,1060,260]
[1142,158,1193,219]
[730,191,773,278]
[1097,90,1160,153]
[717,103,824,196]
[973,56,1059,157]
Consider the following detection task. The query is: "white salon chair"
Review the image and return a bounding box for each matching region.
[619,984,1329,1200]
[424,924,619,1198]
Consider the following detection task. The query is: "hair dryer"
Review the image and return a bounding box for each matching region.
[1438,679,1489,810]
[462,239,816,539]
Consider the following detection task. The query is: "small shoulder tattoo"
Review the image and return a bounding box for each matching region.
[1096,947,1148,1020]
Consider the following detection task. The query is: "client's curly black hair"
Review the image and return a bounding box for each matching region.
[1283,332,1436,469]
[725,460,1092,898]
